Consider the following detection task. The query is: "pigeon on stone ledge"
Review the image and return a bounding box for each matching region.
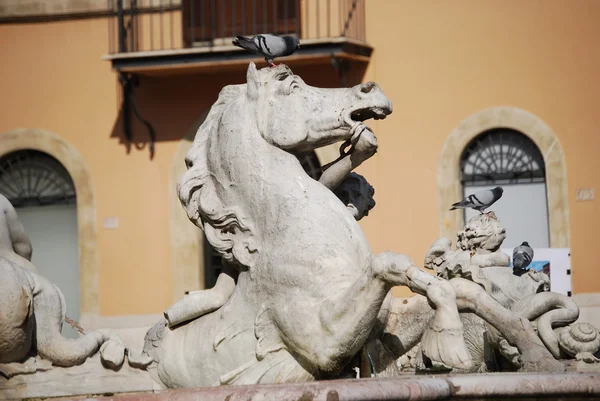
[449,186,504,214]
[232,34,300,67]
[513,241,534,276]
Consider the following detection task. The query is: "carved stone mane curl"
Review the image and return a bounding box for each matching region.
[187,64,297,266]
[190,83,250,264]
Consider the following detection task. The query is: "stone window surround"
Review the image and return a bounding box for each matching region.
[437,106,570,249]
[0,128,100,321]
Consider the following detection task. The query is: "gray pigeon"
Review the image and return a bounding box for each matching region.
[513,241,534,276]
[449,186,504,214]
[232,34,300,67]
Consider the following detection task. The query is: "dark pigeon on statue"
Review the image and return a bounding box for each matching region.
[233,34,300,67]
[513,241,534,276]
[450,186,504,214]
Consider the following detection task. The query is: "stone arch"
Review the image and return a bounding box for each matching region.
[0,128,99,316]
[438,106,570,248]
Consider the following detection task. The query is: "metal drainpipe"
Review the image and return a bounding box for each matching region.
[117,0,132,144]
[115,0,155,158]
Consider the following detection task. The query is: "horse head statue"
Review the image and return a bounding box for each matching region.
[178,62,392,272]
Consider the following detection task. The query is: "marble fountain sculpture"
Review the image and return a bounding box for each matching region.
[1,62,599,399]
[382,212,600,375]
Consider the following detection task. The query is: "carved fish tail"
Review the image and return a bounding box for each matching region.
[141,317,167,364]
[420,278,473,371]
[420,314,473,371]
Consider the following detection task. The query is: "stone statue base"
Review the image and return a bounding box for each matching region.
[0,353,156,399]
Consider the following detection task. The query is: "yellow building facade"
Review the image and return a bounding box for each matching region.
[0,0,598,330]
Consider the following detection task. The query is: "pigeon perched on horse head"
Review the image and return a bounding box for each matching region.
[450,186,504,214]
[232,34,300,67]
[513,241,534,276]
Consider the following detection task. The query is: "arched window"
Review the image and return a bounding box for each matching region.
[0,150,76,207]
[0,149,80,337]
[460,128,550,248]
[203,151,322,288]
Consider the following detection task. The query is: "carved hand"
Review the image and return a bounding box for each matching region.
[350,125,378,167]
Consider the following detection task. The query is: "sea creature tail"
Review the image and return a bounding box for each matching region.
[420,280,473,371]
[419,307,473,372]
[140,317,167,365]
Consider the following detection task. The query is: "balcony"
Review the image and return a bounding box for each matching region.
[103,0,371,77]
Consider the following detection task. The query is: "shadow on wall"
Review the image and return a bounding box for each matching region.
[109,62,369,158]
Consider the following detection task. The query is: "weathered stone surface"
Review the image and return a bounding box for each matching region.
[0,354,156,400]
[51,373,600,401]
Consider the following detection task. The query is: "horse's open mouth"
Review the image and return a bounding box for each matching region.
[350,106,391,122]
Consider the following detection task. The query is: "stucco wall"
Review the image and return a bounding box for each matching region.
[0,17,180,316]
[0,0,598,319]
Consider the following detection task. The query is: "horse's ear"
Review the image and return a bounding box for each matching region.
[246,62,260,99]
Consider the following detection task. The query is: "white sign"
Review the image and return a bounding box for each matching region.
[576,188,594,202]
[103,216,119,230]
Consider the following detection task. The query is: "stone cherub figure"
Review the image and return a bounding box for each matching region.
[164,124,378,327]
[0,193,35,272]
[425,212,510,274]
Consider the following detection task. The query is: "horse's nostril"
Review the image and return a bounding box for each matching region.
[360,82,376,94]
[185,158,193,169]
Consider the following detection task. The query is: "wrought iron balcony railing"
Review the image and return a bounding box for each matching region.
[105,1,371,159]
[108,0,366,55]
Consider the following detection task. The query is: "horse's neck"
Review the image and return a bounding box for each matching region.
[212,118,306,225]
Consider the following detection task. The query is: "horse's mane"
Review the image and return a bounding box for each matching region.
[188,64,296,265]
[190,83,249,264]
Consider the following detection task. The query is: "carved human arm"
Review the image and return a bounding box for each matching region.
[163,263,238,328]
[0,194,33,261]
